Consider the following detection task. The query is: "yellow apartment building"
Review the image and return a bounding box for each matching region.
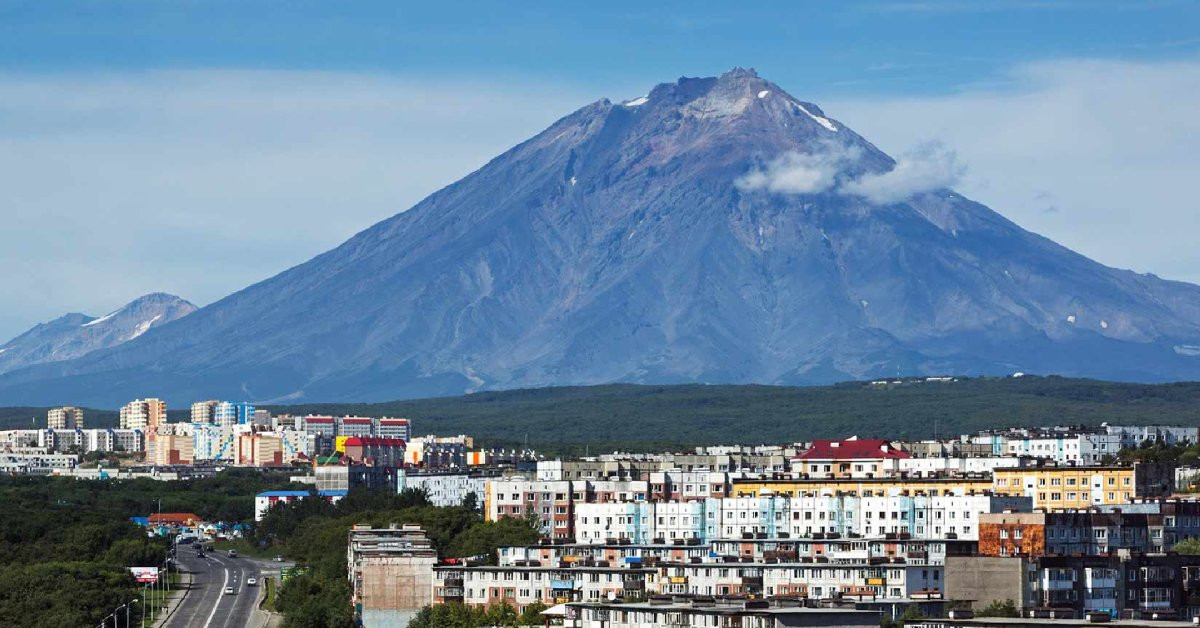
[992,465,1135,509]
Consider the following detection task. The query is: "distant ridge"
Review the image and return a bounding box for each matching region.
[0,293,196,375]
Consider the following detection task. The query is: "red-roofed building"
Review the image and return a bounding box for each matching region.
[342,436,407,467]
[376,417,411,441]
[301,415,336,437]
[795,437,910,479]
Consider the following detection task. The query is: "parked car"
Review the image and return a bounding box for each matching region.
[227,549,237,557]
[272,555,283,562]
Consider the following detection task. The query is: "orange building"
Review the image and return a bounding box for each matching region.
[977,512,1048,558]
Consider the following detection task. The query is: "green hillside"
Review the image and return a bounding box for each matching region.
[267,376,1200,452]
[6,376,1198,453]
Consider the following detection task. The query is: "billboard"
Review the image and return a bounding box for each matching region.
[130,567,160,583]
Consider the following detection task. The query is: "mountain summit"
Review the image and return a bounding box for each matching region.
[0,293,196,375]
[2,69,1199,406]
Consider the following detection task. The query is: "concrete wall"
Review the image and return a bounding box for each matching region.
[945,556,1032,610]
[361,554,435,616]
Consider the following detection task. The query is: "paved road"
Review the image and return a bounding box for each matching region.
[164,549,263,628]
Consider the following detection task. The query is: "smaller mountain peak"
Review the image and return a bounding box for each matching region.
[127,292,192,306]
[720,67,760,80]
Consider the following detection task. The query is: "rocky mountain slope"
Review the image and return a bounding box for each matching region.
[0,293,196,375]
[1,69,1198,406]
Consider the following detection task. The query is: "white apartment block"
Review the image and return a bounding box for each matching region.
[897,456,1023,477]
[0,452,79,473]
[660,560,945,601]
[1105,424,1199,448]
[575,494,1030,544]
[402,471,492,508]
[192,423,245,462]
[432,565,655,609]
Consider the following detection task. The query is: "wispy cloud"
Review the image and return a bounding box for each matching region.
[735,143,861,194]
[826,58,1200,283]
[840,141,965,203]
[736,140,961,204]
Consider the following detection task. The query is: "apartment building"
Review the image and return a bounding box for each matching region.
[433,563,657,612]
[991,461,1173,509]
[153,432,194,465]
[564,599,882,628]
[348,524,437,628]
[46,406,83,429]
[944,553,1200,619]
[897,456,1027,477]
[0,452,79,474]
[405,435,471,468]
[376,417,411,441]
[401,470,494,508]
[119,398,166,430]
[574,494,1030,544]
[190,400,219,423]
[538,459,658,481]
[212,401,255,427]
[793,438,910,479]
[487,479,577,539]
[980,501,1200,558]
[732,476,994,499]
[657,559,945,601]
[498,540,712,568]
[648,470,731,500]
[1105,424,1200,448]
[191,423,241,462]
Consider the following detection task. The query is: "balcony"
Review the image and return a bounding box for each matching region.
[444,577,464,587]
[550,579,577,590]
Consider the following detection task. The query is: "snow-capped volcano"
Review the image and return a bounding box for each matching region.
[1,68,1199,406]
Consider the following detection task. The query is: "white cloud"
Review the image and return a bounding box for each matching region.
[824,58,1200,284]
[840,141,965,203]
[0,70,591,339]
[735,142,860,194]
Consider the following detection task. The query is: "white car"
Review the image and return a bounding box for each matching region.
[224,586,235,595]
[246,577,258,586]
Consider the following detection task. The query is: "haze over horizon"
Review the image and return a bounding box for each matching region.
[1,1,1199,341]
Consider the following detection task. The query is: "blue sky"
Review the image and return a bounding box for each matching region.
[2,1,1195,96]
[1,1,1198,339]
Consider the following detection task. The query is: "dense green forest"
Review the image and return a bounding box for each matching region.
[0,470,301,627]
[256,489,540,628]
[266,376,1200,452]
[5,376,1199,451]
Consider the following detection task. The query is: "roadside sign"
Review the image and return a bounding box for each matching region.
[130,567,160,583]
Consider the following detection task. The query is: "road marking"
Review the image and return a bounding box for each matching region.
[202,566,229,628]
